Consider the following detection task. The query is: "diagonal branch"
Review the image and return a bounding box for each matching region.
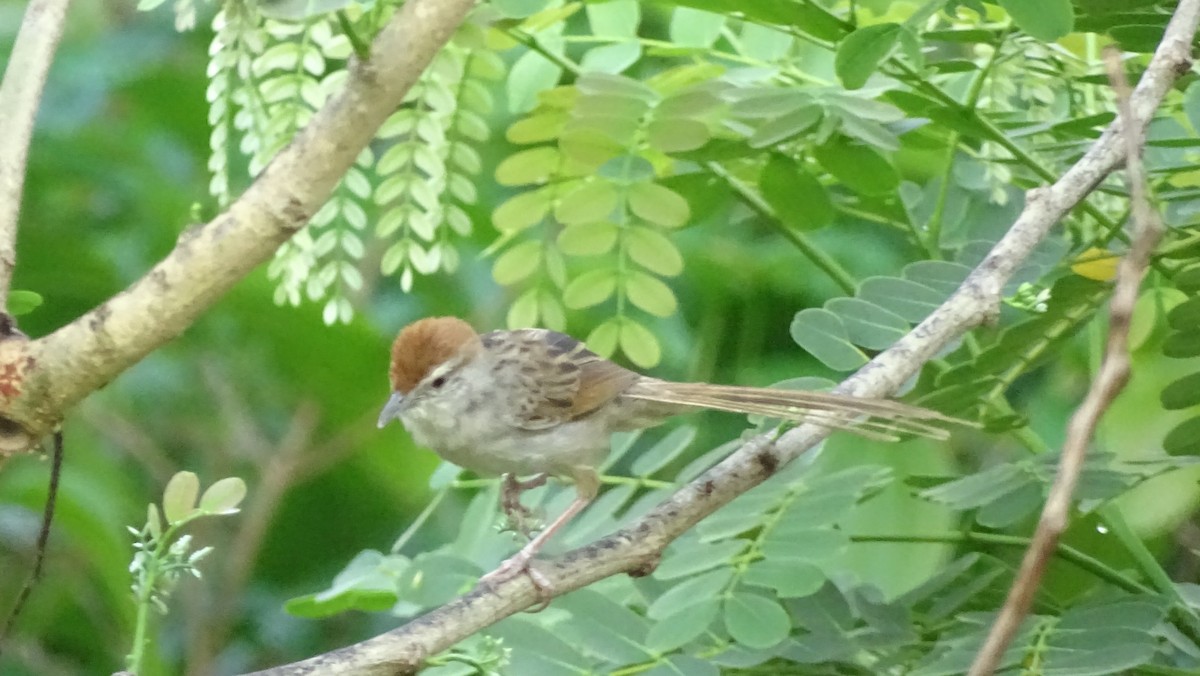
[0,0,73,308]
[966,44,1174,676]
[0,0,477,456]
[249,3,1200,674]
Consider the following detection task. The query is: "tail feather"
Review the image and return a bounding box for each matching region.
[624,380,960,441]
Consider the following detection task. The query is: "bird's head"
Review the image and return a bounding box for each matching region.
[377,316,482,428]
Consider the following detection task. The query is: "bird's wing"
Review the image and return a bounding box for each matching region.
[481,329,639,430]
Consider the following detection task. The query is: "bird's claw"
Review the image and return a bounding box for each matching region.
[500,474,548,540]
[477,552,554,611]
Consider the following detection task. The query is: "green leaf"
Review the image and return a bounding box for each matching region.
[812,136,898,196]
[670,6,725,47]
[836,108,901,151]
[730,90,813,120]
[1177,263,1200,294]
[495,147,560,186]
[563,268,618,308]
[198,477,246,515]
[975,480,1040,528]
[835,23,903,90]
[576,72,658,102]
[698,492,777,541]
[507,112,567,144]
[508,289,539,328]
[649,566,734,619]
[657,87,724,119]
[576,94,655,123]
[790,308,868,371]
[631,425,696,476]
[903,260,972,296]
[596,154,656,184]
[145,503,162,538]
[1168,297,1200,331]
[740,21,794,62]
[508,49,564,114]
[655,537,748,580]
[493,240,542,285]
[826,298,909,350]
[1164,330,1200,358]
[723,592,791,649]
[580,41,642,74]
[587,319,621,356]
[558,221,618,256]
[647,117,711,152]
[493,0,555,19]
[285,550,405,617]
[561,128,626,168]
[645,598,720,652]
[556,180,618,225]
[760,154,833,231]
[619,318,661,367]
[748,104,822,148]
[162,471,200,524]
[998,0,1074,43]
[653,0,846,41]
[626,226,684,276]
[587,0,640,37]
[759,528,849,561]
[741,559,826,598]
[557,588,649,643]
[1162,372,1200,410]
[1165,416,1200,456]
[624,271,677,317]
[1185,81,1200,135]
[493,188,552,232]
[858,276,944,322]
[488,617,589,671]
[920,463,1031,510]
[629,183,690,227]
[7,290,42,316]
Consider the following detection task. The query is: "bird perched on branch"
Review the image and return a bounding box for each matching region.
[378,316,958,591]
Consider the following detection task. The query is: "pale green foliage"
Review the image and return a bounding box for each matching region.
[199,2,500,326]
[158,0,1130,360]
[126,472,246,674]
[375,25,503,293]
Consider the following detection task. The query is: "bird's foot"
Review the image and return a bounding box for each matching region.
[500,474,548,540]
[477,551,554,610]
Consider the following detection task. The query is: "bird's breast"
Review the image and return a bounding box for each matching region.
[399,405,611,477]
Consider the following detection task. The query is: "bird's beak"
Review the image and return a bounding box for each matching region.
[377,391,406,428]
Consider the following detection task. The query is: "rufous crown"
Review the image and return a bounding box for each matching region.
[388,316,480,393]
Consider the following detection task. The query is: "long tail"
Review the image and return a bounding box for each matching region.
[624,379,963,441]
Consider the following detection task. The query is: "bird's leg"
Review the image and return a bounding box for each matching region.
[499,473,548,539]
[479,467,598,602]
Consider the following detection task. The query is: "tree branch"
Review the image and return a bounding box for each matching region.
[967,41,1176,676]
[0,0,477,456]
[249,3,1200,673]
[0,0,73,308]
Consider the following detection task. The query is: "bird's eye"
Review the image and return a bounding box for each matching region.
[431,375,447,389]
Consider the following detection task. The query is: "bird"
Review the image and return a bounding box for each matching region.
[377,316,960,591]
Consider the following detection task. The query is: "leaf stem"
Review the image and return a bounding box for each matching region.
[850,531,1151,594]
[706,162,858,295]
[337,11,370,61]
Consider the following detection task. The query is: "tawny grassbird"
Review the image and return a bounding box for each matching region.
[377,316,957,589]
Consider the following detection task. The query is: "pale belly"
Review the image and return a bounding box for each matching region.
[400,409,612,477]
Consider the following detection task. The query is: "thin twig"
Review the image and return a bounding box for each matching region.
[967,45,1172,676]
[0,0,72,307]
[0,430,64,653]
